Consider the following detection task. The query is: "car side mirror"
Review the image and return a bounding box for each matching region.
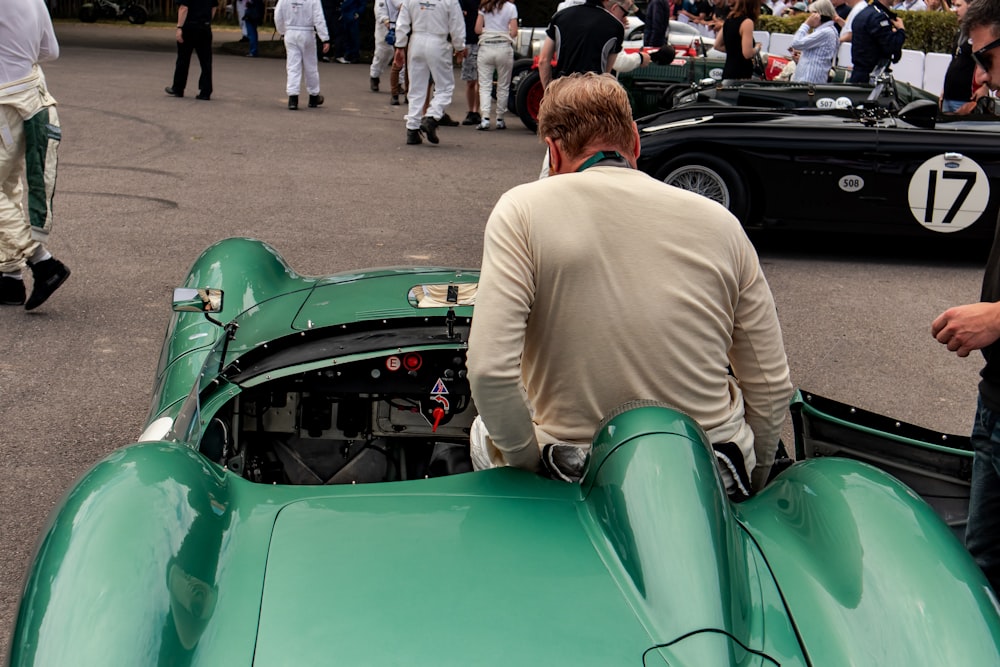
[897,99,937,129]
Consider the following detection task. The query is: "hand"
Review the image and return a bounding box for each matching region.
[176,28,184,44]
[932,302,1000,357]
[322,42,330,54]
[805,12,821,27]
[891,17,904,30]
[393,47,405,68]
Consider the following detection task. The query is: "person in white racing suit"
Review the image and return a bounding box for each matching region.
[0,0,71,310]
[392,0,466,145]
[370,0,401,93]
[275,0,331,110]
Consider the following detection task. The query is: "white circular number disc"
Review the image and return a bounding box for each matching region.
[908,154,990,233]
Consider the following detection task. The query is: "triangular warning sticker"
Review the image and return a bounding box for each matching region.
[431,379,448,395]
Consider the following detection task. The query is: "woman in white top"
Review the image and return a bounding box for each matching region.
[475,0,518,130]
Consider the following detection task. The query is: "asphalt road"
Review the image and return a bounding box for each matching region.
[0,22,991,663]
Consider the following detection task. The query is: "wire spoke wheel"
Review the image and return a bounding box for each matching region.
[664,165,730,208]
[655,152,749,223]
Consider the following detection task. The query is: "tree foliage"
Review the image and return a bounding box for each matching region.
[758,9,958,53]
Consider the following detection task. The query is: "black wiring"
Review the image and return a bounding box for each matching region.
[642,628,781,666]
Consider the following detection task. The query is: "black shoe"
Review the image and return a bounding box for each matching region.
[370,77,380,92]
[390,94,400,105]
[195,92,211,100]
[308,94,324,108]
[420,115,439,144]
[461,111,482,125]
[439,113,459,127]
[25,258,70,311]
[0,276,26,306]
[288,95,299,110]
[406,129,422,145]
[240,35,249,42]
[165,86,183,97]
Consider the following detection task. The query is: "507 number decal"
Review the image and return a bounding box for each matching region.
[907,155,990,233]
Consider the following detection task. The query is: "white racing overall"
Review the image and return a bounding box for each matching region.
[0,66,59,273]
[395,0,465,130]
[275,0,330,96]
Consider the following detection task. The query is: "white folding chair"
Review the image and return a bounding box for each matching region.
[753,30,770,54]
[891,48,925,88]
[922,52,951,98]
[767,32,795,57]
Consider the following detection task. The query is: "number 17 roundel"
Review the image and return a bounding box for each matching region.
[907,154,990,234]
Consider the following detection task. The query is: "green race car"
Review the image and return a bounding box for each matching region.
[8,238,1000,666]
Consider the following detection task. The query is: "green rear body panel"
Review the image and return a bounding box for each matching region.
[9,240,1000,666]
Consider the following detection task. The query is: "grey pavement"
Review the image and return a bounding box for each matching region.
[0,21,990,664]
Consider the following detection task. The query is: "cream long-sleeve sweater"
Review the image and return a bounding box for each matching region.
[466,166,793,485]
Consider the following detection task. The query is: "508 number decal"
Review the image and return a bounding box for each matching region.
[907,154,989,233]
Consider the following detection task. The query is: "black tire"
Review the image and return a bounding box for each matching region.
[515,69,542,133]
[655,152,749,222]
[508,58,533,115]
[80,4,98,22]
[125,5,148,24]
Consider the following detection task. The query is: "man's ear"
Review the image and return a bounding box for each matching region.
[630,122,641,163]
[545,136,563,174]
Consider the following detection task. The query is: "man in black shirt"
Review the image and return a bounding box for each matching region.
[932,0,1000,593]
[165,0,216,100]
[538,0,627,89]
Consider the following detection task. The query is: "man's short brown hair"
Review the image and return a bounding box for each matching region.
[537,73,636,161]
[963,0,1000,37]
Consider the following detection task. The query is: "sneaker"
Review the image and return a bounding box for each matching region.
[25,257,70,311]
[462,111,482,126]
[420,115,439,144]
[288,95,299,110]
[438,113,459,127]
[406,129,422,145]
[0,276,25,306]
[390,94,400,105]
[335,56,352,64]
[477,120,490,131]
[370,77,380,92]
[496,118,506,130]
[308,94,324,108]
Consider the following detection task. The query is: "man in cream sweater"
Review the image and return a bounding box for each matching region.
[467,73,793,498]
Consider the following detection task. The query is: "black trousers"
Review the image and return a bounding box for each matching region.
[172,26,213,96]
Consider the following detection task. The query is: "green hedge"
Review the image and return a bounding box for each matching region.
[758,9,958,53]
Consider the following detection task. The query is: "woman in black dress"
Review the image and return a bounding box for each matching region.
[714,0,761,79]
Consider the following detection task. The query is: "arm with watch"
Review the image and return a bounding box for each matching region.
[175,5,187,42]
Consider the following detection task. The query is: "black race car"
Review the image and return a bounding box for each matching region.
[637,94,1000,239]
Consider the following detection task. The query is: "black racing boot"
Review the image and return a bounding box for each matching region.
[308,94,324,108]
[288,95,299,110]
[370,77,379,92]
[25,257,70,311]
[406,129,422,145]
[0,276,26,306]
[420,115,439,144]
